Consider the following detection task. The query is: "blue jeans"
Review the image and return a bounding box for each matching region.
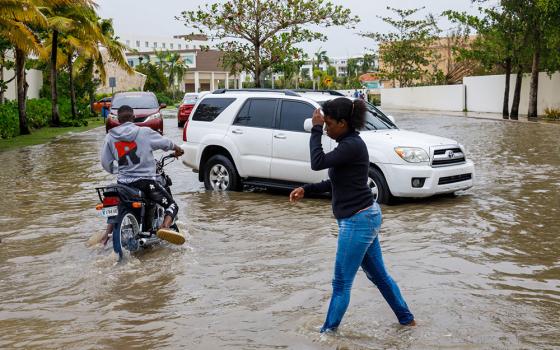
[321,203,414,332]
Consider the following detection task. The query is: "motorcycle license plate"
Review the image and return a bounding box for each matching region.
[101,206,118,217]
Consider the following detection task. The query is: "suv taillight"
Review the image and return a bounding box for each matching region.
[182,117,189,142]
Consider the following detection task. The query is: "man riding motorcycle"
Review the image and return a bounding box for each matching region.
[100,105,185,245]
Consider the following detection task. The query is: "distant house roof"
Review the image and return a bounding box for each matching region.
[359,73,381,82]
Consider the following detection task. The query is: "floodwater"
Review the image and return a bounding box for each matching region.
[1,112,559,349]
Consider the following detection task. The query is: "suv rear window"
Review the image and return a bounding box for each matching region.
[192,98,236,122]
[112,94,158,109]
[233,98,276,128]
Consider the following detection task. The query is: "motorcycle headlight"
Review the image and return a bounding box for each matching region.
[144,112,162,121]
[394,147,430,163]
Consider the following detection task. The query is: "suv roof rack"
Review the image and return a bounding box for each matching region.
[292,89,345,96]
[212,88,301,97]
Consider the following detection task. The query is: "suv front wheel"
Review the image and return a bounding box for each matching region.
[368,166,392,204]
[203,155,242,191]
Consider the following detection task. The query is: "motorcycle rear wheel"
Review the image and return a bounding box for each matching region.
[113,212,140,260]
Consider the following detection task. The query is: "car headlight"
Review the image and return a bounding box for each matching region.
[394,147,430,163]
[144,112,162,121]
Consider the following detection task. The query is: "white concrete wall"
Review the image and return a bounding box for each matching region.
[2,68,43,100]
[464,72,560,115]
[381,84,465,111]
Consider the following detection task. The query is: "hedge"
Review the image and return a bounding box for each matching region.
[0,98,90,139]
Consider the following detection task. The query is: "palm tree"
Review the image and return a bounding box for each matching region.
[72,18,132,116]
[312,48,329,89]
[42,0,97,126]
[0,0,48,135]
[166,52,187,99]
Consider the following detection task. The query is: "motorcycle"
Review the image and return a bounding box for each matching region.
[95,153,179,260]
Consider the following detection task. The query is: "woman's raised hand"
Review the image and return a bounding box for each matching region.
[312,108,324,127]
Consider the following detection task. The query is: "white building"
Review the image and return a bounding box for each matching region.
[299,55,372,79]
[117,34,240,93]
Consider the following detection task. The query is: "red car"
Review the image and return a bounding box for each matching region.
[177,92,199,127]
[106,92,166,134]
[91,97,111,113]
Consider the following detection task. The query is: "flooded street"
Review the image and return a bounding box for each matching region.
[1,112,559,349]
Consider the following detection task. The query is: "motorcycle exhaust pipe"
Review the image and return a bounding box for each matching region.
[138,237,158,247]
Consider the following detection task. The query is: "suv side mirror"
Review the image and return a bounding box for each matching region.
[159,103,167,109]
[387,115,396,124]
[303,118,313,132]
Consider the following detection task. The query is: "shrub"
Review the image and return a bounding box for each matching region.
[0,101,18,139]
[544,107,560,120]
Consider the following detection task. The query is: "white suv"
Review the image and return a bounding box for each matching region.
[180,89,474,204]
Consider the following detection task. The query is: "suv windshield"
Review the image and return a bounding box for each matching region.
[112,94,158,109]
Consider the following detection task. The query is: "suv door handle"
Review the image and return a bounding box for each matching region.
[231,129,243,134]
[274,134,287,139]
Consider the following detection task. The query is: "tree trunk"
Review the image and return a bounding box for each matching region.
[254,43,261,88]
[528,44,540,119]
[15,49,30,135]
[502,57,512,119]
[50,30,60,126]
[510,68,523,120]
[0,49,4,104]
[68,52,77,119]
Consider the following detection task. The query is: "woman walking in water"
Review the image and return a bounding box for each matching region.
[289,97,415,332]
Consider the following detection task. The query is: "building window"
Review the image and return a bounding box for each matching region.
[178,44,182,50]
[136,40,140,47]
[127,59,134,67]
[126,40,130,46]
[170,43,174,49]
[186,45,189,49]
[162,43,166,48]
[145,41,149,48]
[154,42,158,48]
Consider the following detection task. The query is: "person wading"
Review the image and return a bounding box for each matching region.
[289,97,415,332]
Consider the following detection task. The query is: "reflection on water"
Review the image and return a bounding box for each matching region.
[1,115,559,349]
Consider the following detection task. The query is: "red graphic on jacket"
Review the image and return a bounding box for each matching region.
[115,141,141,166]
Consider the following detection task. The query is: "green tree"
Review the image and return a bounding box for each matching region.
[0,0,50,135]
[136,61,169,92]
[502,0,560,118]
[446,5,529,119]
[42,0,98,125]
[363,7,440,87]
[180,0,358,87]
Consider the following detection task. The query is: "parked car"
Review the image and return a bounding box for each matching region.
[106,92,166,134]
[91,97,111,113]
[177,93,199,127]
[180,89,475,204]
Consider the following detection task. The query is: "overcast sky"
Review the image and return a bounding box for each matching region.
[96,0,484,57]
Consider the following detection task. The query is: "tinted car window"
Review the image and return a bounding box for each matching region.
[192,98,236,122]
[233,99,276,128]
[362,110,395,131]
[112,94,158,109]
[278,100,315,132]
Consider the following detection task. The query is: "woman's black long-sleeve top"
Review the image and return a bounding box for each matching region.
[302,125,374,219]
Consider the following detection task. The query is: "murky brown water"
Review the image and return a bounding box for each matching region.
[1,112,559,349]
